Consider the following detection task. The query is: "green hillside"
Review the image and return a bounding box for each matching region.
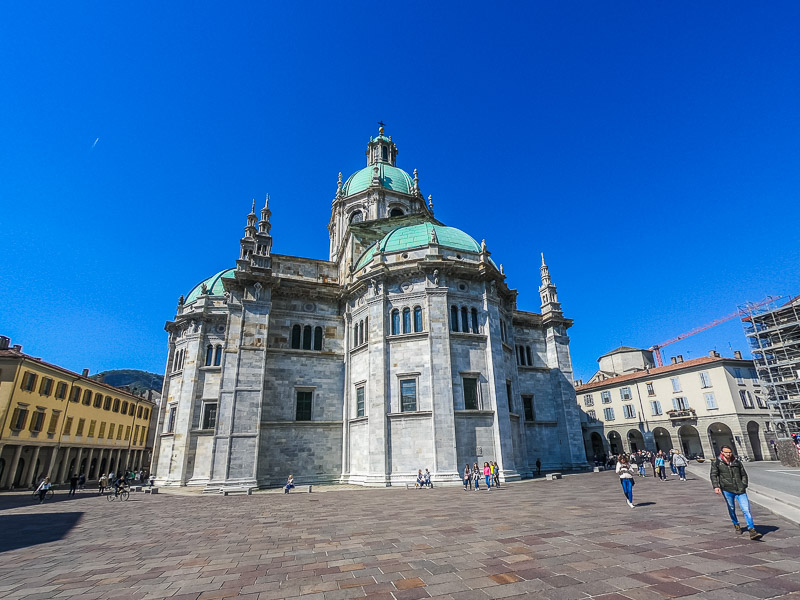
[93,369,163,395]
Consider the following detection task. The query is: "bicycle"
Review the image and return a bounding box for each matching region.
[32,489,54,503]
[106,487,130,502]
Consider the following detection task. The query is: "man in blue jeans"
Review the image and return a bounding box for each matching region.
[710,445,762,540]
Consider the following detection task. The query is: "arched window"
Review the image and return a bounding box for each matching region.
[291,324,301,349]
[451,306,459,332]
[414,306,422,332]
[214,345,222,366]
[353,322,359,346]
[313,326,323,351]
[391,309,400,335]
[302,325,312,350]
[121,401,129,415]
[103,396,111,411]
[137,406,143,418]
[113,398,120,413]
[471,308,479,333]
[389,208,404,217]
[358,320,364,346]
[382,145,388,161]
[402,307,411,333]
[364,317,368,342]
[526,346,533,367]
[129,403,135,416]
[206,344,214,366]
[82,389,92,406]
[461,307,469,333]
[93,392,102,408]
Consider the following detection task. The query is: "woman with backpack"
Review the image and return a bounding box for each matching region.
[672,450,688,481]
[615,454,637,508]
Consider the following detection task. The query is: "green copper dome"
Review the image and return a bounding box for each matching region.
[185,268,235,303]
[355,223,481,270]
[343,163,414,196]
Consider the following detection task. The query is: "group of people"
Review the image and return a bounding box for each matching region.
[463,461,501,491]
[615,445,763,540]
[415,469,433,489]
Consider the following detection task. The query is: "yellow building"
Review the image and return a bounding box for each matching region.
[0,337,156,489]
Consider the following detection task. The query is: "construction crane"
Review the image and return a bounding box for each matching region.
[649,295,780,367]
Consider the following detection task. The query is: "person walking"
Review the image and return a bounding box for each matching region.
[68,473,79,496]
[472,463,481,491]
[631,452,644,477]
[492,461,500,488]
[648,451,657,477]
[655,451,667,481]
[669,450,678,475]
[615,454,637,508]
[463,464,472,491]
[98,473,108,494]
[536,458,541,477]
[711,445,762,540]
[35,477,51,503]
[672,450,688,481]
[78,472,86,491]
[483,462,492,490]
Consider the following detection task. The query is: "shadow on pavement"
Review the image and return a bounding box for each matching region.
[0,512,83,553]
[636,501,656,506]
[757,524,780,537]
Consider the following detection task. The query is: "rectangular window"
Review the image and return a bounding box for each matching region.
[21,371,37,392]
[620,387,632,400]
[134,425,140,444]
[47,412,59,434]
[202,403,217,429]
[296,391,312,421]
[88,420,96,437]
[55,382,68,399]
[69,386,80,403]
[355,386,365,418]
[98,422,106,439]
[671,377,681,393]
[704,392,717,409]
[108,423,115,439]
[125,426,130,441]
[464,378,479,410]
[166,406,176,432]
[29,410,45,433]
[400,380,417,412]
[734,368,744,384]
[587,409,596,420]
[39,377,53,396]
[646,382,655,396]
[117,425,123,440]
[522,395,534,421]
[64,416,73,435]
[756,394,767,409]
[623,404,636,419]
[10,407,28,430]
[76,418,85,436]
[601,391,612,404]
[603,407,615,421]
[699,371,711,388]
[650,400,662,416]
[741,390,754,409]
[584,394,594,407]
[140,427,147,444]
[672,397,690,411]
[506,382,513,413]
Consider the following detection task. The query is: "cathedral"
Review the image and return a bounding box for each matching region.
[152,127,588,489]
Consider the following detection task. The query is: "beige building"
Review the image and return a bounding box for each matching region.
[576,347,775,461]
[0,337,156,488]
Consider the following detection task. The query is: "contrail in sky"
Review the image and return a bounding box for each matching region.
[91,137,99,150]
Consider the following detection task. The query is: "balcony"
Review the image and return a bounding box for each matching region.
[667,408,696,422]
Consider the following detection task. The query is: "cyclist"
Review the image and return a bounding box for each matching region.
[113,475,128,497]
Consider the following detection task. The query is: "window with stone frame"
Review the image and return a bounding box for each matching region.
[103,395,112,411]
[414,306,423,332]
[128,403,135,416]
[98,421,106,438]
[313,327,323,351]
[21,371,37,392]
[584,394,594,407]
[672,397,690,410]
[125,426,131,441]
[302,325,312,350]
[291,324,301,349]
[601,391,612,404]
[471,308,479,334]
[450,306,459,332]
[603,407,615,421]
[622,404,636,419]
[29,410,45,433]
[403,307,411,334]
[522,395,535,421]
[202,403,217,429]
[69,386,81,403]
[137,405,143,419]
[76,418,85,436]
[116,425,123,440]
[740,390,754,409]
[82,389,92,406]
[650,400,662,416]
[400,379,417,412]
[47,412,60,435]
[391,309,400,335]
[39,377,53,396]
[646,382,655,396]
[355,385,365,418]
[704,392,717,410]
[214,344,223,366]
[296,391,312,421]
[108,423,115,438]
[671,377,681,393]
[93,392,102,408]
[88,420,96,437]
[121,401,129,414]
[64,416,73,435]
[206,344,214,366]
[165,406,176,433]
[463,377,479,410]
[461,307,469,332]
[620,387,632,400]
[113,398,120,412]
[134,425,140,443]
[699,371,712,388]
[506,381,513,413]
[55,382,68,399]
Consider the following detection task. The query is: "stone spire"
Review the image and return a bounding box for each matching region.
[539,253,562,316]
[238,197,272,273]
[259,194,272,235]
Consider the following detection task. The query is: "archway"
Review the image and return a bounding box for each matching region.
[90,458,98,479]
[13,458,25,488]
[590,432,605,462]
[607,430,623,455]
[0,458,4,485]
[627,429,645,453]
[653,427,674,453]
[678,425,704,458]
[747,421,763,461]
[708,423,736,457]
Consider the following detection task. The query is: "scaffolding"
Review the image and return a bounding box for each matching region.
[741,295,800,439]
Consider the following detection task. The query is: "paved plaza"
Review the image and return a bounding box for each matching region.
[1,471,800,600]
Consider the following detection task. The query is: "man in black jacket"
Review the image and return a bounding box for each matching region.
[710,446,762,540]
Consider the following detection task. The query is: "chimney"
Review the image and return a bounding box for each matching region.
[12,344,22,352]
[82,368,90,377]
[0,336,9,350]
[714,351,721,357]
[677,355,684,363]
[709,350,716,357]
[734,350,742,360]
[670,357,677,364]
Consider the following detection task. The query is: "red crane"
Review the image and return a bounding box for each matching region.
[649,295,780,367]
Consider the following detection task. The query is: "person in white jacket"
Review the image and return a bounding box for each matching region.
[616,455,637,508]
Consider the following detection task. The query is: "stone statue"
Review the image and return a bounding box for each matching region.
[481,239,487,252]
[430,228,438,244]
[200,283,208,295]
[178,295,185,306]
[433,269,439,286]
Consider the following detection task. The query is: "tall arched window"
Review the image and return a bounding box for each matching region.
[402,307,411,333]
[471,308,479,333]
[414,306,422,332]
[389,207,404,217]
[93,393,102,408]
[82,389,92,406]
[302,325,312,350]
[353,322,359,346]
[206,344,214,366]
[313,326,323,351]
[364,317,368,342]
[451,306,459,332]
[526,346,533,367]
[461,307,469,333]
[382,146,388,161]
[391,309,400,335]
[358,320,364,346]
[214,345,223,366]
[518,345,526,366]
[291,324,301,349]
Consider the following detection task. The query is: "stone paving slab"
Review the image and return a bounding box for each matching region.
[1,472,799,599]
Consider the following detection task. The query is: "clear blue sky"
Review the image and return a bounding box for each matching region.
[1,3,799,382]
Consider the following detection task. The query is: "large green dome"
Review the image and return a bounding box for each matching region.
[185,268,235,304]
[343,163,414,196]
[355,223,481,270]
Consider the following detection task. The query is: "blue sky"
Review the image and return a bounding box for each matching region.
[1,2,799,382]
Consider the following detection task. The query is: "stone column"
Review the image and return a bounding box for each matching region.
[5,445,22,489]
[93,448,104,479]
[84,448,95,480]
[45,446,59,480]
[112,449,121,476]
[58,447,71,483]
[73,448,84,478]
[25,446,42,488]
